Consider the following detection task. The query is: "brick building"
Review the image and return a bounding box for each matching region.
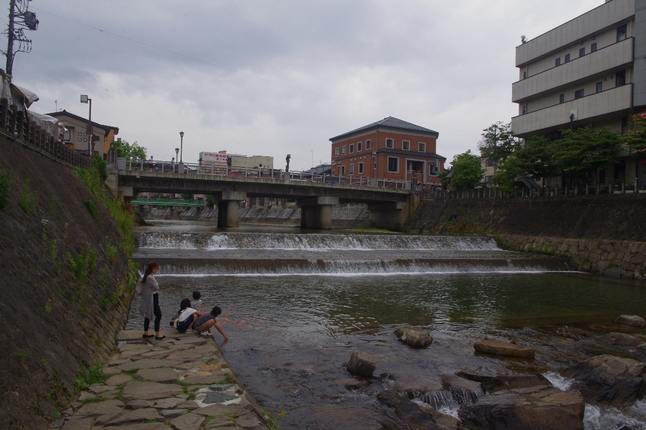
[329,116,445,185]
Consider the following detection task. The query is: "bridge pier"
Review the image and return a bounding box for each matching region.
[368,202,404,231]
[299,196,339,230]
[215,191,247,228]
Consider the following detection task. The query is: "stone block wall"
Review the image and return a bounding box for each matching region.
[499,235,646,280]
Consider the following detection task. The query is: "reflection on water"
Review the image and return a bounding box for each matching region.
[127,227,646,429]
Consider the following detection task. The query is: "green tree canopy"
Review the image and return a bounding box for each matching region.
[449,150,484,190]
[626,114,646,158]
[477,122,521,164]
[114,139,146,160]
[550,127,620,184]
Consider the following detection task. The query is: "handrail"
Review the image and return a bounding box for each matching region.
[118,158,415,192]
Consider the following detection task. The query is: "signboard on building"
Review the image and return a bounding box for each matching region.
[200,152,230,163]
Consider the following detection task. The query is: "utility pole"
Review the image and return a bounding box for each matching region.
[3,0,38,80]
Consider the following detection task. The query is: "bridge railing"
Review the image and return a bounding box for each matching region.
[120,158,412,191]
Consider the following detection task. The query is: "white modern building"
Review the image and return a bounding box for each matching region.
[511,0,646,186]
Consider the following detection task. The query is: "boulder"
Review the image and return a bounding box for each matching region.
[616,315,646,328]
[394,326,433,349]
[473,339,535,359]
[347,351,375,378]
[456,369,549,393]
[607,332,642,347]
[458,386,584,430]
[377,391,461,430]
[561,354,646,404]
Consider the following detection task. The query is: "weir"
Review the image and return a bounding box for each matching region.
[133,232,574,274]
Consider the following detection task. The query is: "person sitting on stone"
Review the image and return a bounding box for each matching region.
[193,306,229,342]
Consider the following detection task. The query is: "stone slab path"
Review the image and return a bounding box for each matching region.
[52,329,270,430]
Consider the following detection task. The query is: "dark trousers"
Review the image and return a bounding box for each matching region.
[144,293,162,332]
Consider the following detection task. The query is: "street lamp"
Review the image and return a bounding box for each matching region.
[175,148,179,172]
[80,95,92,156]
[179,131,184,163]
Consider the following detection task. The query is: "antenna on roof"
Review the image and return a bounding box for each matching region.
[521,35,527,44]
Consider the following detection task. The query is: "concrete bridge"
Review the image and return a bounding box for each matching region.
[113,169,415,230]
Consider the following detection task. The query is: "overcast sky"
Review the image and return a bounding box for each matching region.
[6,0,602,170]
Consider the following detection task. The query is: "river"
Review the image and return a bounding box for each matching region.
[127,221,646,429]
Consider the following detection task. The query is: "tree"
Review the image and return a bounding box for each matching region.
[551,127,620,187]
[477,122,521,164]
[113,139,146,160]
[626,114,646,158]
[449,150,484,190]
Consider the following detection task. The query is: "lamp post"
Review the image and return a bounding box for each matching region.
[80,95,92,156]
[179,131,184,163]
[175,148,179,173]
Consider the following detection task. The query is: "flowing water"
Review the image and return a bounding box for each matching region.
[127,222,646,429]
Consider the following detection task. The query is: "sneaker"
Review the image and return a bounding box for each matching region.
[201,331,210,336]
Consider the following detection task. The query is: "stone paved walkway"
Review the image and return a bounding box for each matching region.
[52,329,270,430]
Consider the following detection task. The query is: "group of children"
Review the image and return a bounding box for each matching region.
[170,291,229,342]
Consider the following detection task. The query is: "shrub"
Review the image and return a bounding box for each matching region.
[83,199,98,219]
[68,248,97,281]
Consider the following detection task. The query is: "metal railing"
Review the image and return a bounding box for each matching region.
[120,158,413,191]
[0,97,93,169]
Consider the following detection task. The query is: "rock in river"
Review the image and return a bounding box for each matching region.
[394,326,433,349]
[473,339,535,359]
[616,314,646,328]
[347,350,375,378]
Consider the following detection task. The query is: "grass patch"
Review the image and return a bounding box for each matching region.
[0,170,10,210]
[106,243,117,264]
[75,366,106,391]
[83,199,98,219]
[68,248,97,281]
[20,179,37,213]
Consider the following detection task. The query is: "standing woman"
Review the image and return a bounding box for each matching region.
[140,261,164,340]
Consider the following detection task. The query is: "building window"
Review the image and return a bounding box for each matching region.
[617,24,627,42]
[555,58,561,67]
[357,141,362,152]
[429,163,438,175]
[574,89,584,99]
[559,93,565,104]
[358,162,364,174]
[579,47,585,57]
[349,144,354,154]
[349,164,354,175]
[485,176,493,184]
[341,165,345,176]
[485,159,495,167]
[565,54,570,63]
[616,70,626,87]
[596,82,602,93]
[334,148,339,157]
[387,157,398,172]
[522,104,527,114]
[523,71,527,79]
[402,140,410,150]
[365,140,371,150]
[64,130,71,141]
[385,138,394,149]
[418,142,426,152]
[373,162,377,170]
[342,146,346,155]
[591,42,597,53]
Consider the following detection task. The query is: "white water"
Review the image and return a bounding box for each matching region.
[543,371,575,391]
[584,401,646,430]
[137,232,503,251]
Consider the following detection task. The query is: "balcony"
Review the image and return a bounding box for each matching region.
[512,38,633,103]
[515,0,634,66]
[511,84,633,137]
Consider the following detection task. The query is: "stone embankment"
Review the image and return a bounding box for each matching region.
[52,330,269,430]
[498,235,646,280]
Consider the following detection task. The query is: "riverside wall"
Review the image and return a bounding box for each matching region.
[412,194,646,281]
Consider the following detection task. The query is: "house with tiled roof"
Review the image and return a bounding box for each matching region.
[330,116,445,186]
[46,110,119,158]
